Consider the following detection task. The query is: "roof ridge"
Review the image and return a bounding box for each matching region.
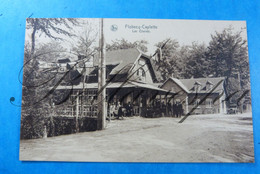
[178,77,225,80]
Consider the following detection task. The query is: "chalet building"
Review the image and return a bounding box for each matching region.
[52,48,228,117]
[160,77,227,115]
[160,78,190,114]
[54,48,174,117]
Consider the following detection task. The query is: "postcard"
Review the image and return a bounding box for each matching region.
[19,18,254,162]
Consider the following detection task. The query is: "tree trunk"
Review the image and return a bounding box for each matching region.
[31,19,38,56]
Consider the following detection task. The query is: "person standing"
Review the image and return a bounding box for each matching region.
[117,102,123,119]
[172,102,176,117]
[161,101,166,117]
[167,102,172,116]
[177,102,181,118]
[108,102,115,121]
[126,102,133,116]
[180,103,184,116]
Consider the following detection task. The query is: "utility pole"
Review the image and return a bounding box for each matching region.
[97,18,106,130]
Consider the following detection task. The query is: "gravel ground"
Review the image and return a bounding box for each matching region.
[20,112,254,162]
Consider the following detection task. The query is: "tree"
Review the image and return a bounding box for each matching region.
[23,18,81,105]
[207,27,250,107]
[154,38,180,80]
[185,42,209,78]
[106,39,148,52]
[21,43,53,139]
[34,42,67,62]
[26,18,80,55]
[208,28,248,78]
[71,23,98,59]
[71,25,100,119]
[21,18,81,138]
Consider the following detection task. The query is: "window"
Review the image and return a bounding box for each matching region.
[206,84,212,90]
[206,99,213,108]
[137,68,146,81]
[194,85,201,92]
[175,99,180,104]
[194,99,201,108]
[193,81,201,92]
[206,81,213,91]
[138,59,145,65]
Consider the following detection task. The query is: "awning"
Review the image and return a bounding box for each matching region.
[54,81,175,95]
[128,81,174,94]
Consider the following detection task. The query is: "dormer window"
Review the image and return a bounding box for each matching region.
[194,81,201,92]
[138,59,145,66]
[137,68,146,81]
[206,81,213,91]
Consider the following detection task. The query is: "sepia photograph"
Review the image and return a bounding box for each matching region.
[19,18,254,162]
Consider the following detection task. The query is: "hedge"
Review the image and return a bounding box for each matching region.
[20,115,97,139]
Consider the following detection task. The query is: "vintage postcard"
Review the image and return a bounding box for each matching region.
[19,18,254,162]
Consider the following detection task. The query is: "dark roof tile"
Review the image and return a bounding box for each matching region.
[179,77,225,93]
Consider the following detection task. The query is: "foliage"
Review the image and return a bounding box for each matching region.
[26,18,80,54]
[20,116,97,139]
[207,28,248,79]
[107,39,148,52]
[154,27,250,106]
[71,22,98,58]
[207,28,250,105]
[154,39,180,80]
[34,42,67,62]
[184,43,209,78]
[21,19,82,139]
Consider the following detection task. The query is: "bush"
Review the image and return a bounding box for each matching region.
[20,115,97,139]
[20,113,45,139]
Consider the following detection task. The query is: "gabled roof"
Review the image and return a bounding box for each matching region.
[93,48,141,75]
[161,77,225,94]
[161,77,190,93]
[91,48,161,82]
[179,77,225,93]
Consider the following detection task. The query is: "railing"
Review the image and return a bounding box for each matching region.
[52,105,98,118]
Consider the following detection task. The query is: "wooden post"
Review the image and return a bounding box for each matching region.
[81,69,86,116]
[97,18,106,130]
[131,91,134,116]
[166,95,168,116]
[76,91,79,132]
[139,91,142,116]
[160,94,162,117]
[185,95,189,114]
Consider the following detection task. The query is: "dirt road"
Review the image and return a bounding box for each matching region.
[20,113,254,162]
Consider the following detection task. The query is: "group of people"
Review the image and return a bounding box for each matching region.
[167,102,184,117]
[107,100,184,120]
[108,102,133,120]
[149,100,184,117]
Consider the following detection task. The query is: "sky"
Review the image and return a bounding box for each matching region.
[25,18,247,57]
[104,18,247,54]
